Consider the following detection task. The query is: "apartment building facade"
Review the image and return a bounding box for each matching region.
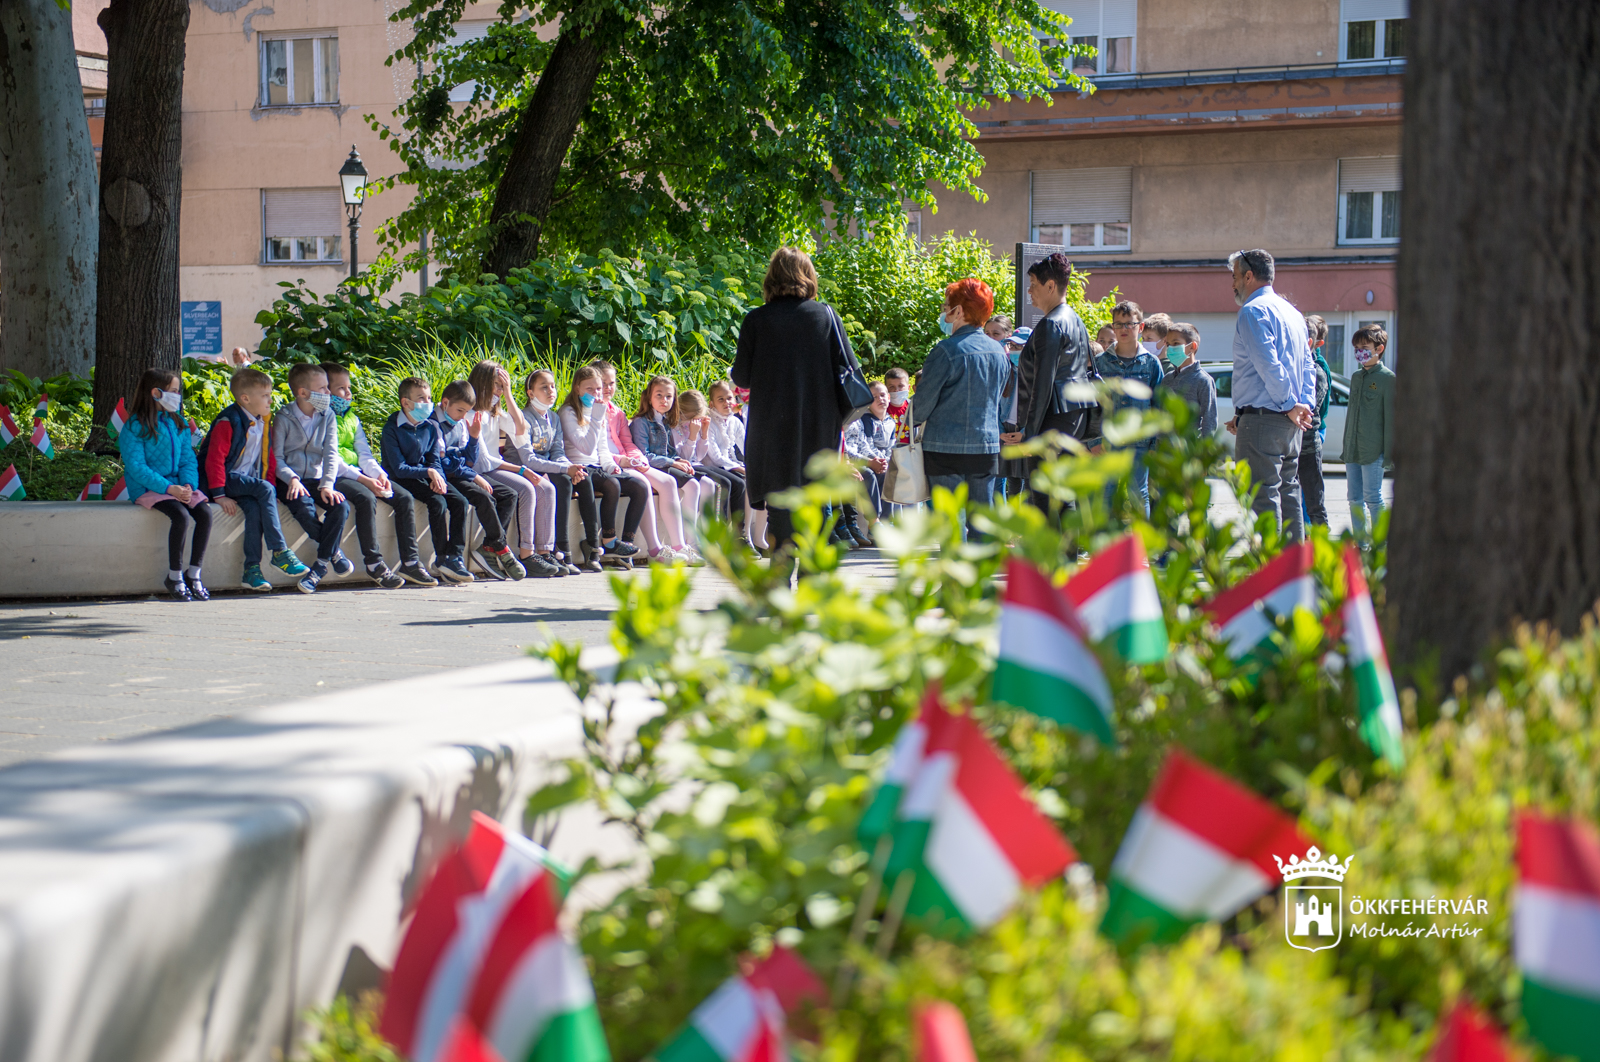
[924,0,1406,375]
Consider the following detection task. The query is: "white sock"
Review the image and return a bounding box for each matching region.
[184,566,202,579]
[169,569,184,582]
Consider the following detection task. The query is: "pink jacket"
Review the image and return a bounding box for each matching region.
[604,403,648,468]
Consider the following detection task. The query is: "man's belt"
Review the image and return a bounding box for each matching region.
[1235,405,1289,417]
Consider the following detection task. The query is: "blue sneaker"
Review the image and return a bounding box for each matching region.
[435,555,474,584]
[297,560,327,594]
[241,565,272,592]
[271,549,309,577]
[330,550,355,576]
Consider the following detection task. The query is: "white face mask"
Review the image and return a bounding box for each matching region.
[888,390,909,406]
[156,389,182,413]
[307,391,331,413]
[528,396,552,414]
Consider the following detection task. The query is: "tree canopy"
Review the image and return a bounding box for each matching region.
[367,0,1085,275]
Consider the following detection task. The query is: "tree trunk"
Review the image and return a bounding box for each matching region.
[480,18,612,276]
[89,0,187,446]
[0,0,99,381]
[1390,0,1600,678]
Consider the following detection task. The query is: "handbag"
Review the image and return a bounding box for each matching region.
[883,395,930,505]
[828,308,875,426]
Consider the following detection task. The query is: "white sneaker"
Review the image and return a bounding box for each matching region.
[680,546,707,567]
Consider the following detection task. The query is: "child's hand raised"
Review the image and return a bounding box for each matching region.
[468,412,484,439]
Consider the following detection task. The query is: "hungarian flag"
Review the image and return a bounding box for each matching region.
[1064,534,1169,663]
[993,557,1115,744]
[654,948,824,1062]
[107,476,130,502]
[108,398,129,439]
[1101,750,1308,948]
[34,394,48,420]
[381,813,577,1062]
[77,475,104,501]
[1516,812,1600,1061]
[858,688,951,847]
[0,464,24,500]
[914,1002,977,1062]
[1427,1003,1511,1062]
[188,417,207,448]
[0,406,21,446]
[30,420,55,459]
[1342,548,1404,767]
[1204,543,1317,660]
[885,707,1077,932]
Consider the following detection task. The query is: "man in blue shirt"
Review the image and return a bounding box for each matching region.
[1225,249,1314,542]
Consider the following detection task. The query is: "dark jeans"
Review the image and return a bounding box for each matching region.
[340,476,418,568]
[544,472,580,555]
[391,476,464,564]
[1235,410,1304,542]
[925,449,998,542]
[767,505,796,550]
[275,481,350,562]
[1028,409,1091,515]
[587,467,646,539]
[150,497,212,570]
[1298,429,1327,527]
[448,477,511,552]
[224,472,289,567]
[693,465,745,521]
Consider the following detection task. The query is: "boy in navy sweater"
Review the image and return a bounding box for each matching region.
[434,380,524,582]
[380,377,473,583]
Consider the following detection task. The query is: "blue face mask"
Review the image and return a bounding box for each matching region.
[437,409,457,429]
[409,400,433,424]
[580,393,596,409]
[329,395,352,416]
[1009,349,1021,366]
[938,313,954,336]
[1165,345,1186,368]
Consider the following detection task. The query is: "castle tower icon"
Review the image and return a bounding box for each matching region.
[1293,894,1336,937]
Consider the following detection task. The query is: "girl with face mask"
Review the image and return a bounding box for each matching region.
[118,368,214,601]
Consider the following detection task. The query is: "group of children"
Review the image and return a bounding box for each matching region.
[118,359,761,600]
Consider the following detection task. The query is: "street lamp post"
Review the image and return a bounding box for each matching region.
[338,145,369,283]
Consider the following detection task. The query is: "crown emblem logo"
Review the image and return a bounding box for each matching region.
[1273,846,1354,883]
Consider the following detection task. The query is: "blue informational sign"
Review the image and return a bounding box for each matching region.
[181,301,223,356]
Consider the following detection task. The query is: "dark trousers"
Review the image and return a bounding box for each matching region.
[448,477,511,552]
[151,497,212,570]
[275,481,350,562]
[767,505,796,550]
[1235,410,1305,543]
[1298,429,1327,527]
[340,476,418,568]
[224,472,288,567]
[1028,409,1091,514]
[545,473,579,555]
[693,465,745,521]
[392,476,463,563]
[588,468,647,539]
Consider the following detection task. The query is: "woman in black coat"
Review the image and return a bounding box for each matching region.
[731,246,855,550]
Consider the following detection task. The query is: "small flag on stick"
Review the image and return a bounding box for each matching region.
[30,420,55,459]
[914,1001,977,1062]
[653,947,822,1062]
[1516,812,1600,1062]
[1204,543,1317,660]
[107,476,130,502]
[77,475,104,501]
[108,398,129,439]
[994,557,1115,744]
[34,394,48,421]
[1427,1002,1511,1062]
[0,406,20,446]
[0,464,24,500]
[1341,547,1404,766]
[1064,533,1169,663]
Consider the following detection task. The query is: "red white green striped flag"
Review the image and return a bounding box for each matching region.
[107,476,130,502]
[914,1001,977,1062]
[34,394,48,420]
[994,557,1115,744]
[858,688,951,846]
[0,464,24,500]
[1204,543,1317,659]
[0,406,21,446]
[1101,750,1309,948]
[108,398,129,439]
[1427,1003,1511,1062]
[1516,812,1600,1061]
[381,813,582,1062]
[77,475,104,501]
[653,948,823,1062]
[1064,534,1169,663]
[885,708,1078,932]
[1342,547,1404,767]
[30,420,55,459]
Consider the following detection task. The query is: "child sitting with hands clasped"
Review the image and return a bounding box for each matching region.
[271,362,351,595]
[119,368,214,601]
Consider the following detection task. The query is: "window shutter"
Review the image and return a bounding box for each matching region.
[1041,0,1101,37]
[1031,167,1133,225]
[1338,157,1401,193]
[1340,0,1407,21]
[263,188,343,239]
[1101,0,1137,38]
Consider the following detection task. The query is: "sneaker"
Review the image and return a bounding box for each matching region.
[241,564,272,592]
[600,550,632,570]
[523,553,560,578]
[297,560,327,595]
[396,562,438,587]
[330,550,355,577]
[538,553,568,577]
[185,574,211,601]
[436,555,474,583]
[679,546,707,568]
[577,541,604,573]
[163,575,194,602]
[605,539,640,558]
[493,547,526,581]
[372,564,406,590]
[271,549,310,577]
[553,551,582,575]
[471,547,507,581]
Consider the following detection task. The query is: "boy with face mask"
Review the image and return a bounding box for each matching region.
[271,362,352,593]
[884,367,913,446]
[1343,324,1395,544]
[1159,323,1218,437]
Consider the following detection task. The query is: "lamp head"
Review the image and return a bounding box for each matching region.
[339,145,368,207]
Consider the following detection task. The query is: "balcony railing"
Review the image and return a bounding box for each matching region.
[1061,57,1406,93]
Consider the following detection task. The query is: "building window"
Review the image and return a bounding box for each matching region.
[1340,1,1407,61]
[1337,157,1401,245]
[1031,167,1133,252]
[1045,0,1137,77]
[261,35,339,106]
[446,21,494,103]
[263,189,344,263]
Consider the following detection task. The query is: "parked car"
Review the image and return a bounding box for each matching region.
[1202,362,1349,464]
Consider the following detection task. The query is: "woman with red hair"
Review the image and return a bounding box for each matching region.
[910,277,1011,540]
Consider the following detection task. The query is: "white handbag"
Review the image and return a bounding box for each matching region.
[883,397,930,505]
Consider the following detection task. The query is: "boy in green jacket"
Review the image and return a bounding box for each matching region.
[1343,324,1395,543]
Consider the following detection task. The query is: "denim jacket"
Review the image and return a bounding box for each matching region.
[911,326,1010,454]
[629,414,679,469]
